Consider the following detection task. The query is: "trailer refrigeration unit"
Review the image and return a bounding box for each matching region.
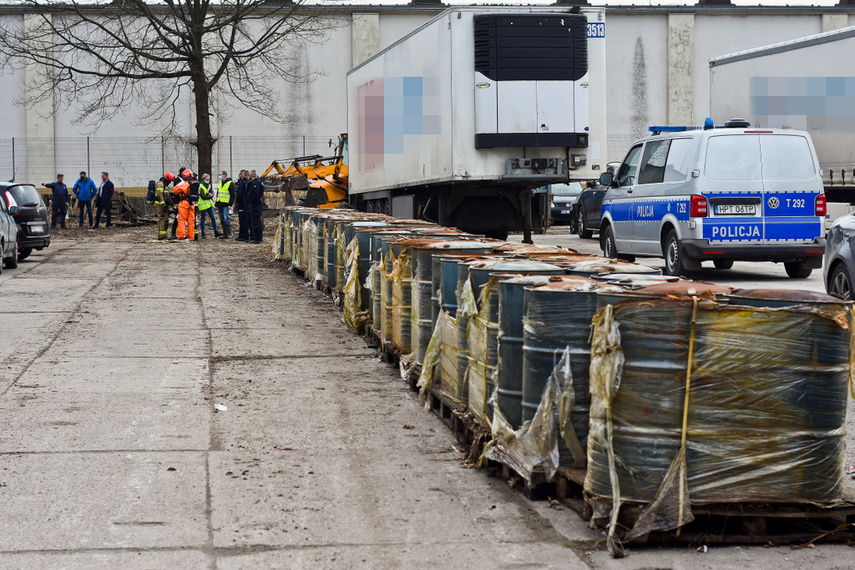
[709,27,855,213]
[346,7,607,239]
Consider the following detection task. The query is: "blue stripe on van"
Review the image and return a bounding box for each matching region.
[703,219,763,242]
[765,217,822,242]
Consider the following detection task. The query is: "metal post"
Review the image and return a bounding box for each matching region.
[229,136,233,177]
[11,137,15,181]
[302,135,306,156]
[160,138,165,175]
[86,137,91,177]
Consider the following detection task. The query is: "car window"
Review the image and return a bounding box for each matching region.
[759,135,816,180]
[6,185,42,207]
[638,140,670,184]
[705,135,762,181]
[663,138,693,182]
[618,145,643,186]
[551,182,584,197]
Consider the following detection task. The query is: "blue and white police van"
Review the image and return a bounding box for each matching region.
[597,119,827,277]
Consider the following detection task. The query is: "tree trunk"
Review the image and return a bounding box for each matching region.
[193,74,214,178]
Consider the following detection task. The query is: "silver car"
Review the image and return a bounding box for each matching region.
[824,213,855,300]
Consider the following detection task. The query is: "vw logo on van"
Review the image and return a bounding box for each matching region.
[767,197,780,209]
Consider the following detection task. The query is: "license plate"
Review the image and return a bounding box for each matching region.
[715,204,756,216]
[29,224,45,234]
[561,209,571,215]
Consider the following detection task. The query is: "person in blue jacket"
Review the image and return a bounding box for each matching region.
[93,171,115,229]
[43,174,70,229]
[72,171,97,227]
[246,169,265,244]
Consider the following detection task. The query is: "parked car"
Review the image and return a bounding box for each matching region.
[824,213,855,300]
[599,121,827,277]
[549,182,584,226]
[0,192,19,272]
[0,183,50,261]
[570,162,620,238]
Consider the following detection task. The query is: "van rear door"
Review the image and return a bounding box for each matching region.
[702,134,765,245]
[758,134,823,245]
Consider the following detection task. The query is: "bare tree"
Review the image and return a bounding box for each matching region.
[0,0,339,176]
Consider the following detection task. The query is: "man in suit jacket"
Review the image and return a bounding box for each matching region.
[93,171,115,229]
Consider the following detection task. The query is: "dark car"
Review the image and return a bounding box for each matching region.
[0,193,18,272]
[571,182,608,239]
[0,183,50,261]
[549,182,584,225]
[824,213,855,300]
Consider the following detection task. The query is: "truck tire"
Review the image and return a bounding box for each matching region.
[17,247,32,261]
[664,229,695,276]
[577,208,593,239]
[785,260,812,279]
[713,259,734,270]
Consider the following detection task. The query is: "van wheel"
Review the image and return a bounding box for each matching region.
[713,259,734,270]
[785,260,812,279]
[602,224,617,258]
[663,229,695,276]
[4,247,18,269]
[577,209,593,239]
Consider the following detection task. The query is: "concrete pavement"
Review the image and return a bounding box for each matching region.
[0,225,852,569]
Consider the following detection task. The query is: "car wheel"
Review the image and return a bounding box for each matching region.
[784,260,812,279]
[17,247,32,261]
[602,224,617,258]
[577,208,593,239]
[713,259,734,270]
[663,229,695,276]
[4,246,18,270]
[828,264,852,300]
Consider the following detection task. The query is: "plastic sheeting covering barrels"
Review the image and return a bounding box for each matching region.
[586,290,853,547]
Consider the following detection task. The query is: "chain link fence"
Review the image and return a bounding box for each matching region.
[0,135,339,188]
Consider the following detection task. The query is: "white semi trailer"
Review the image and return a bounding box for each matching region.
[346,6,607,239]
[709,26,855,213]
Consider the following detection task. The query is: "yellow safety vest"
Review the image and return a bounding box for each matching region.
[216,179,232,205]
[198,183,214,210]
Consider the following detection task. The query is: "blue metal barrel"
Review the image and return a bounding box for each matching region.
[520,279,622,456]
[496,275,555,429]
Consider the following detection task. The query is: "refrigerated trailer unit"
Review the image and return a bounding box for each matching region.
[709,27,855,206]
[346,6,607,238]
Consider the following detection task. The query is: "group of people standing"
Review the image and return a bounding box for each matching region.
[43,171,115,229]
[153,168,264,243]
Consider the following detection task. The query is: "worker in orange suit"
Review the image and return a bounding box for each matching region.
[174,169,197,241]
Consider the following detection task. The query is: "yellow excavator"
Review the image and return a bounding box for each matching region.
[261,134,348,209]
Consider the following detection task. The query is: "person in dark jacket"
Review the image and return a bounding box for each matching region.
[246,169,264,244]
[73,171,97,227]
[93,171,115,229]
[44,174,70,229]
[234,170,250,242]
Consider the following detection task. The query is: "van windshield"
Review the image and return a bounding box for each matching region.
[704,134,816,181]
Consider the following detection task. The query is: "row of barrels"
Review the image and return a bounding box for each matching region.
[273,206,853,543]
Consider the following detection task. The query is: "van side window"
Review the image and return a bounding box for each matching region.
[638,140,670,184]
[618,145,643,186]
[663,138,693,182]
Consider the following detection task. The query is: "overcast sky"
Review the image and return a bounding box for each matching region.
[322,1,843,7]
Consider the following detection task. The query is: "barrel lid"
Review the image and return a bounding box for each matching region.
[527,276,621,293]
[593,273,678,283]
[569,261,661,274]
[470,260,563,272]
[730,289,843,304]
[636,281,734,296]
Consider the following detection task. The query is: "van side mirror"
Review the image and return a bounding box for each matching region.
[599,172,614,187]
[9,206,20,215]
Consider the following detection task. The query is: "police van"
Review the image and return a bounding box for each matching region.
[597,119,827,277]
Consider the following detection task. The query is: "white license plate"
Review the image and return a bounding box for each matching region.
[715,204,756,216]
[560,209,571,214]
[29,224,45,234]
